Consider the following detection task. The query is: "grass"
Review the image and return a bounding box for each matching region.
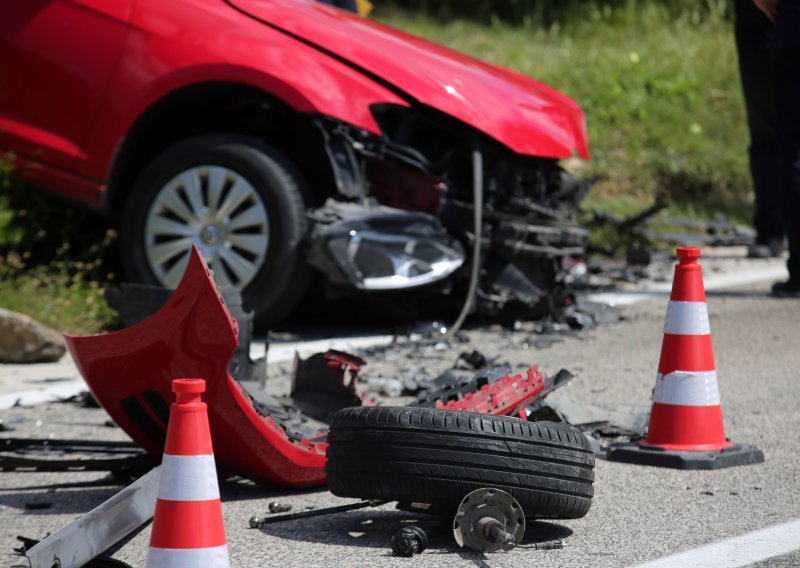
[0,270,117,335]
[0,1,752,332]
[0,153,118,334]
[375,0,751,220]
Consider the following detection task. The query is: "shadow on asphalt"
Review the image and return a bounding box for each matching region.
[0,486,120,515]
[255,507,572,553]
[219,476,330,503]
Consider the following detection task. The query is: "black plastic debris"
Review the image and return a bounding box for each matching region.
[290,350,366,423]
[391,526,428,557]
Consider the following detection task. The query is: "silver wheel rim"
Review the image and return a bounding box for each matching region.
[144,165,270,290]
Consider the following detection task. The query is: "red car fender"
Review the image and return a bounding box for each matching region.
[229,0,590,159]
[76,0,408,182]
[64,247,328,487]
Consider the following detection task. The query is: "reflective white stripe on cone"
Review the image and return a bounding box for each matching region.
[663,301,710,335]
[147,544,230,568]
[158,454,220,502]
[652,371,721,406]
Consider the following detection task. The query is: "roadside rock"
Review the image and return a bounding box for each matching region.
[0,308,66,363]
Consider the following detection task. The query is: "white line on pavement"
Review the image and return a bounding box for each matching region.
[629,518,800,568]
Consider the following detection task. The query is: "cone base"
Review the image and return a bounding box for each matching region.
[606,441,764,470]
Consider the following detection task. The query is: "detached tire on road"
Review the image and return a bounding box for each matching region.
[325,407,595,519]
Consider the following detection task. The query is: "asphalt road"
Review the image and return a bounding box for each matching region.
[1,253,799,567]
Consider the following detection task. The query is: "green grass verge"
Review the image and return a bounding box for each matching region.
[376,0,751,220]
[0,153,119,335]
[0,271,117,335]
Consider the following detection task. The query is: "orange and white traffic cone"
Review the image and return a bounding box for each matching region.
[147,379,229,567]
[607,247,764,469]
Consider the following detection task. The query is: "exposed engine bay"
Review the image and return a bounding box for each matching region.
[306,107,591,322]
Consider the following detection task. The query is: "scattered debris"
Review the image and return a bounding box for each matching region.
[17,466,160,568]
[413,366,573,418]
[453,488,525,552]
[391,526,428,557]
[249,500,386,529]
[588,196,669,258]
[0,308,66,363]
[67,248,587,489]
[521,539,565,550]
[15,536,135,568]
[268,501,293,514]
[455,349,496,370]
[588,196,755,261]
[59,390,100,408]
[23,502,51,510]
[290,350,366,423]
[0,438,155,476]
[645,214,756,248]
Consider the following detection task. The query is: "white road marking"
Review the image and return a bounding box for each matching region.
[629,518,800,568]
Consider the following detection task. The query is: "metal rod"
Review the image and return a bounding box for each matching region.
[249,500,388,528]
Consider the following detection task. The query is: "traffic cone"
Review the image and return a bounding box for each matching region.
[607,247,764,469]
[147,379,230,567]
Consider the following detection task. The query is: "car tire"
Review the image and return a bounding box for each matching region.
[325,406,595,518]
[121,135,313,328]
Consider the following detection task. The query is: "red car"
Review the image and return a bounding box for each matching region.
[1,0,590,326]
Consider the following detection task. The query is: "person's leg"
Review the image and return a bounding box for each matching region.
[735,0,785,254]
[772,43,800,292]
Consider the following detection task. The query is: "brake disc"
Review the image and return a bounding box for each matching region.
[452,488,526,552]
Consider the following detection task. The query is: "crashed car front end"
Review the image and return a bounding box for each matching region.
[223,0,592,321]
[306,104,590,320]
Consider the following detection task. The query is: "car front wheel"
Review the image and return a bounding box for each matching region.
[121,135,312,328]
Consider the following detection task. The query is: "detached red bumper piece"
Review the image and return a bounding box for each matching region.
[64,247,328,487]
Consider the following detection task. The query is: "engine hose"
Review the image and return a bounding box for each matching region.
[446,149,483,339]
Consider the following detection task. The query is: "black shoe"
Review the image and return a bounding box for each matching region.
[771,280,800,297]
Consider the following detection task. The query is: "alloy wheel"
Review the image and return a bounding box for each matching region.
[143,165,270,289]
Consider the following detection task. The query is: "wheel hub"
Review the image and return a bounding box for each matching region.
[200,224,222,245]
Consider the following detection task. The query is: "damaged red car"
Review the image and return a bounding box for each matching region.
[1,0,590,326]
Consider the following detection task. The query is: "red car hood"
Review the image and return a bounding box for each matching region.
[227,0,589,159]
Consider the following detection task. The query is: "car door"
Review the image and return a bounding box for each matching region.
[0,0,133,170]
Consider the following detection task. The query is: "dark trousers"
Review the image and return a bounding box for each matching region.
[734,0,785,245]
[775,44,800,281]
[773,1,800,281]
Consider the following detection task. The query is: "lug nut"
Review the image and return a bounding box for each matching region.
[268,501,292,514]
